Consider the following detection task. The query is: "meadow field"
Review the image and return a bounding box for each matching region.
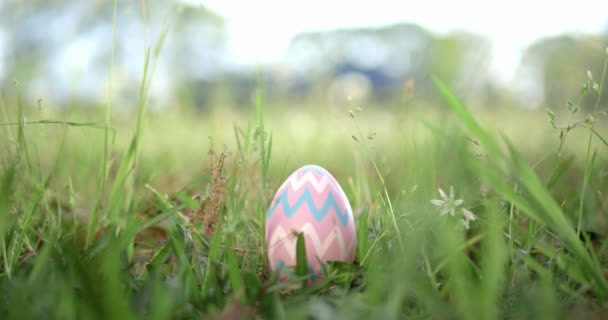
[2,68,608,319]
[1,2,608,317]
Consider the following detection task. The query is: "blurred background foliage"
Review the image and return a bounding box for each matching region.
[0,0,606,112]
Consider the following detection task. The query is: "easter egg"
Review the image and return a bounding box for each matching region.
[265,164,357,283]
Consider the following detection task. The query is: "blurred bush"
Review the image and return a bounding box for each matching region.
[0,0,606,112]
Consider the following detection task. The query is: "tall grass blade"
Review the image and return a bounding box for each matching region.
[295,232,308,289]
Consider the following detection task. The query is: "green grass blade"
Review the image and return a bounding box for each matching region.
[225,236,244,294]
[0,165,15,242]
[546,155,575,189]
[295,232,308,289]
[356,210,369,263]
[479,201,508,319]
[202,223,223,296]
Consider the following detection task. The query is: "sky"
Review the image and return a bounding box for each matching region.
[200,0,608,84]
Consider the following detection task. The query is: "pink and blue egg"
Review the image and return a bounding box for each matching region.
[265,164,357,284]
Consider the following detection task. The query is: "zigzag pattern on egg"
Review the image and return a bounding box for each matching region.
[267,167,351,226]
[286,169,344,194]
[267,189,350,225]
[266,223,356,264]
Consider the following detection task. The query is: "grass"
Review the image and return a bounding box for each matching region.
[3,90,608,318]
[2,90,608,318]
[2,12,608,319]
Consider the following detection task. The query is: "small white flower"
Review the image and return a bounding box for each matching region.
[431,186,463,216]
[458,218,471,230]
[430,199,444,206]
[431,186,477,229]
[458,208,477,230]
[461,208,476,222]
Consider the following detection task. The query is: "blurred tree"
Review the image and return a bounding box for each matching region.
[0,0,227,108]
[286,24,432,87]
[1,0,114,82]
[519,34,608,110]
[430,32,491,90]
[285,24,490,106]
[426,32,491,107]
